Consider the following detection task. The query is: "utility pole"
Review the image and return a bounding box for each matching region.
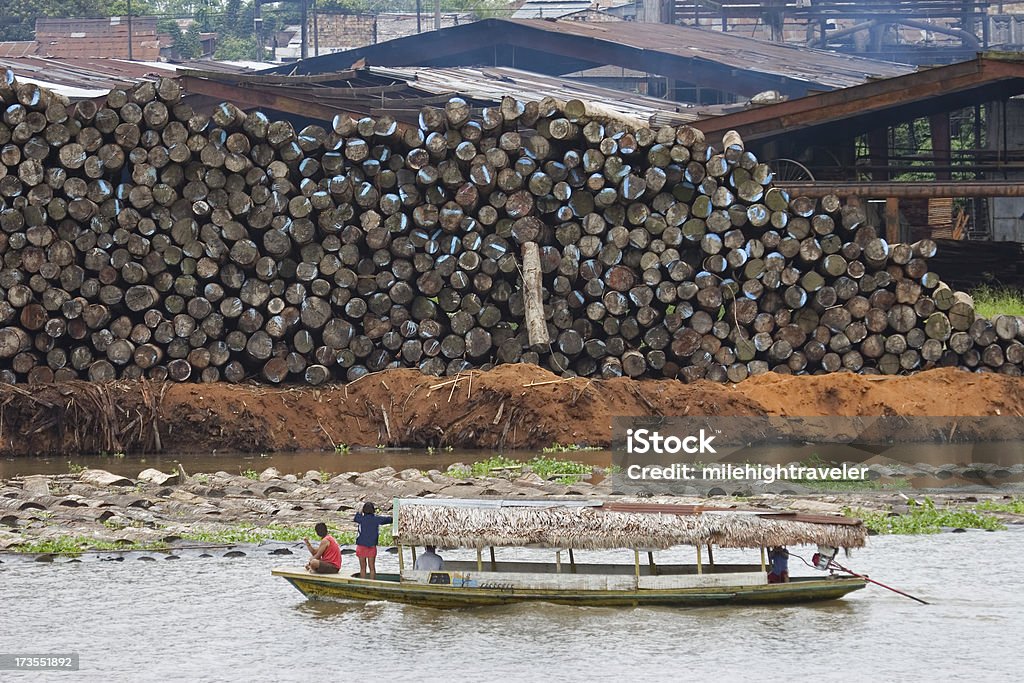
[312,0,319,57]
[434,0,441,30]
[300,0,308,59]
[254,0,263,61]
[127,0,134,60]
[416,0,422,33]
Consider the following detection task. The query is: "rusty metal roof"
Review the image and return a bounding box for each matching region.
[506,18,913,89]
[0,56,252,98]
[0,42,37,59]
[178,64,725,128]
[259,17,914,97]
[691,52,1024,146]
[376,66,715,126]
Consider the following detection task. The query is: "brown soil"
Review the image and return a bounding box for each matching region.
[2,365,1023,457]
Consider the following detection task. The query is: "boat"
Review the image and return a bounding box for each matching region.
[273,499,869,608]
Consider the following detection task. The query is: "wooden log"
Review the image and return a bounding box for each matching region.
[521,241,549,348]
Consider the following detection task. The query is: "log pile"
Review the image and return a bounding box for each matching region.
[1,69,1023,385]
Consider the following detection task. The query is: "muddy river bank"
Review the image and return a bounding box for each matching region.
[3,365,1024,457]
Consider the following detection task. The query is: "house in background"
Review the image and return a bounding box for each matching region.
[35,17,160,60]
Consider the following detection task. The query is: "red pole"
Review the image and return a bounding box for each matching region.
[829,560,930,605]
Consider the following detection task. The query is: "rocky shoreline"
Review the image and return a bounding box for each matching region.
[2,463,1022,561]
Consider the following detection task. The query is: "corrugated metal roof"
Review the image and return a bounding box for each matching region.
[512,1,595,19]
[258,17,915,97]
[0,57,253,98]
[374,65,708,126]
[178,64,719,128]
[0,42,37,58]
[507,18,914,89]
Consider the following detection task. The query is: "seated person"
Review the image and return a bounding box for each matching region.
[767,546,790,583]
[414,545,444,571]
[304,522,341,574]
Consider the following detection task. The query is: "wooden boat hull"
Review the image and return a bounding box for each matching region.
[273,568,867,609]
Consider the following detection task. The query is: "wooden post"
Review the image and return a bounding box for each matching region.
[760,546,767,572]
[634,550,641,578]
[707,544,715,566]
[568,548,576,574]
[521,242,549,348]
[398,544,404,573]
[489,546,496,571]
[929,112,951,181]
[696,545,703,575]
[885,196,901,244]
[312,2,320,57]
[556,550,562,573]
[647,551,656,575]
[476,547,483,571]
[411,546,417,566]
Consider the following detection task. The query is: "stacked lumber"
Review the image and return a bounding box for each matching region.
[1,69,1022,384]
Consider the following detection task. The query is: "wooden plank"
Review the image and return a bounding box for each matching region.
[886,196,901,243]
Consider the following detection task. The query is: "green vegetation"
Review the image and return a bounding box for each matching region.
[178,524,393,546]
[13,536,169,555]
[795,479,897,492]
[846,498,1006,534]
[67,461,86,475]
[789,454,909,491]
[542,442,601,454]
[240,468,259,480]
[971,286,1024,319]
[335,444,350,454]
[9,521,401,554]
[526,456,591,482]
[856,108,984,183]
[460,455,520,477]
[975,497,1024,514]
[450,455,594,484]
[214,35,262,60]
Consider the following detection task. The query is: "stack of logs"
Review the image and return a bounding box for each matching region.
[1,69,1023,385]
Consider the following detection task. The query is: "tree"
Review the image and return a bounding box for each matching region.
[179,22,203,58]
[214,35,262,60]
[0,0,114,41]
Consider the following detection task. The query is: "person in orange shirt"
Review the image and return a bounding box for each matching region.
[304,522,342,574]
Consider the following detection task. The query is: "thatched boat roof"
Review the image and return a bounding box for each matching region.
[393,499,867,551]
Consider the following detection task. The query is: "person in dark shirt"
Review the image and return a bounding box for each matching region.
[353,502,393,580]
[767,546,790,583]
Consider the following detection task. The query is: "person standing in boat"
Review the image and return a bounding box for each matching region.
[414,545,444,571]
[767,546,790,583]
[354,502,393,580]
[304,522,342,574]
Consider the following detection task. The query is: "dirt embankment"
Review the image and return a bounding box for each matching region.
[1,366,1023,456]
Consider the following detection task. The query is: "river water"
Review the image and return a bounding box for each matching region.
[2,528,1022,682]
